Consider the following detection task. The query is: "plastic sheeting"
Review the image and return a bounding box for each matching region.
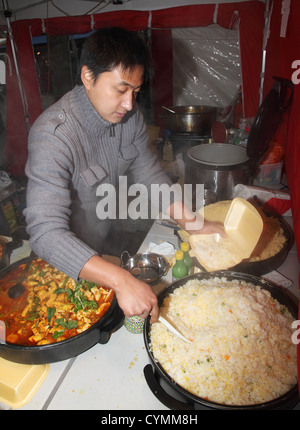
[172,25,241,107]
[5,3,265,176]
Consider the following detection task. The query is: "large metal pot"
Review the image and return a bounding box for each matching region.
[185,143,253,201]
[184,77,294,201]
[163,105,217,134]
[143,271,299,410]
[0,257,124,364]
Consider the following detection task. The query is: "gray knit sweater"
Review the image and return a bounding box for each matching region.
[25,85,174,280]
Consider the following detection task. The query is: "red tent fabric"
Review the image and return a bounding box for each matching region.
[5,21,43,175]
[263,0,300,393]
[5,1,265,176]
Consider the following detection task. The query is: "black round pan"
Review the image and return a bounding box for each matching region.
[143,271,299,410]
[0,257,124,364]
[232,217,293,275]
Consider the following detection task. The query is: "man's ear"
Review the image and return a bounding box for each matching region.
[81,66,94,90]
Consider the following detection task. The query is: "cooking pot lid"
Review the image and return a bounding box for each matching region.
[188,143,249,166]
[246,77,294,166]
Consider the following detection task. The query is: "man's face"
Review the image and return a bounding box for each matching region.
[81,64,144,124]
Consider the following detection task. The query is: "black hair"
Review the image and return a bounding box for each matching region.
[76,27,152,85]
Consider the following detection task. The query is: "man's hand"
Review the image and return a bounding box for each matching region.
[167,200,225,237]
[115,272,159,323]
[79,255,159,324]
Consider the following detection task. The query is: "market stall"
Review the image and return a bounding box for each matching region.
[0,0,299,409]
[4,1,265,176]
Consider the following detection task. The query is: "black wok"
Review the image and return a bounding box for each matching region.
[232,216,293,275]
[143,271,299,410]
[0,257,124,364]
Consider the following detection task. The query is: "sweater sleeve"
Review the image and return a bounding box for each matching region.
[24,125,97,280]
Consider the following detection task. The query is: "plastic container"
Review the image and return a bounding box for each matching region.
[189,198,263,271]
[254,162,283,187]
[224,198,263,259]
[0,357,49,409]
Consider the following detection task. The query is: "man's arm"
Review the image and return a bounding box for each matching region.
[167,200,225,236]
[79,255,159,323]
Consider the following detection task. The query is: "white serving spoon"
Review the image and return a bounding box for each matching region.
[161,105,176,114]
[158,315,192,344]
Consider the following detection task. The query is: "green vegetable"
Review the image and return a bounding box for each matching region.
[52,330,65,340]
[25,296,40,321]
[67,283,97,312]
[52,318,78,341]
[47,307,56,323]
[54,318,78,330]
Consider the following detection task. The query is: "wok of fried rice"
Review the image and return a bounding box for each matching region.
[150,278,297,406]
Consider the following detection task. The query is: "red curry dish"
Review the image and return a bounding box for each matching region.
[0,258,114,346]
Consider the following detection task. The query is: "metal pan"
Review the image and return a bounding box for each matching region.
[161,105,218,134]
[143,271,299,410]
[120,251,169,284]
[0,257,124,364]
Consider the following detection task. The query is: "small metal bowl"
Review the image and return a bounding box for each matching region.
[120,251,169,284]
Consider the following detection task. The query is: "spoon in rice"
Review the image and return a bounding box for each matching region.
[158,315,192,344]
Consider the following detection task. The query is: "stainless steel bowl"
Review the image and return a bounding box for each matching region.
[120,251,169,284]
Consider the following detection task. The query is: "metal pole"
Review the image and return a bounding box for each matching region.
[3,0,30,132]
[259,0,271,107]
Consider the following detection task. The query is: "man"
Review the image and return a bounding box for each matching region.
[25,28,222,323]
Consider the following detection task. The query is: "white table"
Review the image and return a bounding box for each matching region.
[2,216,299,410]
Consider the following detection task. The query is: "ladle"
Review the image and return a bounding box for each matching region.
[158,315,192,344]
[161,105,175,114]
[8,255,35,299]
